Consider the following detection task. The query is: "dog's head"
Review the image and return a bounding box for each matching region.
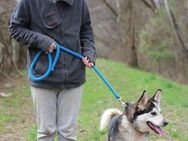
[125,89,168,135]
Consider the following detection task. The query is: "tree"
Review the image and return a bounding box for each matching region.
[0,0,26,80]
[88,0,188,83]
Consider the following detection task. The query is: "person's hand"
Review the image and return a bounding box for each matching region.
[48,42,56,53]
[82,57,94,68]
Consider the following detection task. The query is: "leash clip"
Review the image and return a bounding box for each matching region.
[118,98,127,108]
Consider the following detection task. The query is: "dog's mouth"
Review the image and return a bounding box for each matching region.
[146,121,166,135]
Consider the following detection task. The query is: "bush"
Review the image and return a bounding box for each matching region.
[139,9,175,61]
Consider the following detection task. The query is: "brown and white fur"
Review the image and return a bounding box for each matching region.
[100,89,168,141]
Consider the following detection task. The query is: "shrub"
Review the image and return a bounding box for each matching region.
[139,9,175,61]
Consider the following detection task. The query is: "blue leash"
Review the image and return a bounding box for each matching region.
[29,43,126,107]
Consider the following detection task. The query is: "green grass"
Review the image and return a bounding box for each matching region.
[0,58,188,141]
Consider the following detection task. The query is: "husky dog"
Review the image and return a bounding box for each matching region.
[100,89,168,141]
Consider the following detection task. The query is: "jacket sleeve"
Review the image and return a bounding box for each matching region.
[9,0,54,51]
[80,0,96,63]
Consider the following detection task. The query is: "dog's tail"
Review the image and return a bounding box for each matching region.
[100,108,122,131]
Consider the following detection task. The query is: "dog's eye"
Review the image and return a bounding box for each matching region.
[151,112,157,116]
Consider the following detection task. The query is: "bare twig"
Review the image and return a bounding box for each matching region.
[103,0,118,17]
[150,0,159,9]
[142,0,156,12]
[2,72,14,82]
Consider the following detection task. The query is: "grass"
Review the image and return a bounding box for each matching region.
[0,58,188,141]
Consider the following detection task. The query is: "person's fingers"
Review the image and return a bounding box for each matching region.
[49,48,53,53]
[49,43,56,53]
[89,62,94,67]
[82,57,88,64]
[82,57,94,68]
[49,47,53,53]
[85,61,90,67]
[52,43,56,49]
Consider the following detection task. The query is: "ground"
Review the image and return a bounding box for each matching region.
[0,59,188,141]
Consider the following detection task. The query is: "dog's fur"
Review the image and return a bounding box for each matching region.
[100,89,168,141]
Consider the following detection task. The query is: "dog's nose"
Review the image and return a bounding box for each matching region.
[163,120,168,126]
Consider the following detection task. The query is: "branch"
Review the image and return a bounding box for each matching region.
[142,0,156,12]
[170,11,188,58]
[150,0,158,9]
[103,0,118,17]
[163,0,188,59]
[103,0,123,22]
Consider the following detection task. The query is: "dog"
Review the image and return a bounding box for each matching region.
[100,89,168,141]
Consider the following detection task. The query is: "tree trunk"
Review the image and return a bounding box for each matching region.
[127,0,138,67]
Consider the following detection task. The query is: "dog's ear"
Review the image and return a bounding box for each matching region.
[136,90,149,111]
[152,89,162,103]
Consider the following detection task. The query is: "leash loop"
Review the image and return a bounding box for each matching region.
[28,51,53,81]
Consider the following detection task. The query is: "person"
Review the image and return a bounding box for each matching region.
[9,0,96,140]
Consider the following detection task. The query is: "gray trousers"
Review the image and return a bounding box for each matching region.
[30,86,83,141]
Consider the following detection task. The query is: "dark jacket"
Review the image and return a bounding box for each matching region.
[9,0,96,89]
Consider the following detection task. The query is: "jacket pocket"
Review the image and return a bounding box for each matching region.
[38,1,62,29]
